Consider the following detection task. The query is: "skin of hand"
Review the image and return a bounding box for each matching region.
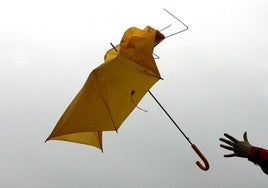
[219,132,252,158]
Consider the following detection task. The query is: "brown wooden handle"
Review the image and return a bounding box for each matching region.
[191,144,209,171]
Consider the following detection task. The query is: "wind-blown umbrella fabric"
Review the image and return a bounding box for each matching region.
[46,26,165,151]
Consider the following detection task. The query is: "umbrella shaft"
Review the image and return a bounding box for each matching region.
[148,90,192,145]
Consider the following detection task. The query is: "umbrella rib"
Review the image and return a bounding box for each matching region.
[98,131,103,152]
[162,8,189,38]
[93,70,118,132]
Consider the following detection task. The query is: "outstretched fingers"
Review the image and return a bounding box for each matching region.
[219,138,235,147]
[220,144,234,150]
[220,143,237,157]
[219,133,239,158]
[223,153,237,157]
[223,133,238,143]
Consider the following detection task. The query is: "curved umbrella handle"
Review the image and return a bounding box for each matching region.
[191,144,209,171]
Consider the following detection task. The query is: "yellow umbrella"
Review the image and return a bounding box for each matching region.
[46,9,209,171]
[46,26,164,151]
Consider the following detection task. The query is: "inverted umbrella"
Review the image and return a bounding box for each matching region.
[46,25,163,150]
[46,9,209,171]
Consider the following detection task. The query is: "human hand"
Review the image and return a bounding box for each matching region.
[219,132,252,158]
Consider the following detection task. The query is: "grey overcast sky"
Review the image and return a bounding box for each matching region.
[0,0,267,187]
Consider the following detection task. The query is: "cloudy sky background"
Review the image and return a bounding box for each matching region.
[0,0,267,187]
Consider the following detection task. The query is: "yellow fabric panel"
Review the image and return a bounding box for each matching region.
[46,26,165,150]
[50,132,102,150]
[94,54,160,129]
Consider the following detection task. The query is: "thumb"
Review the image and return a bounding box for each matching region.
[243,131,249,143]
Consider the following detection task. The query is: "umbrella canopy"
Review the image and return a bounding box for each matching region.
[46,26,165,151]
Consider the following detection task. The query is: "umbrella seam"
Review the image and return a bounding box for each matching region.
[92,70,117,131]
